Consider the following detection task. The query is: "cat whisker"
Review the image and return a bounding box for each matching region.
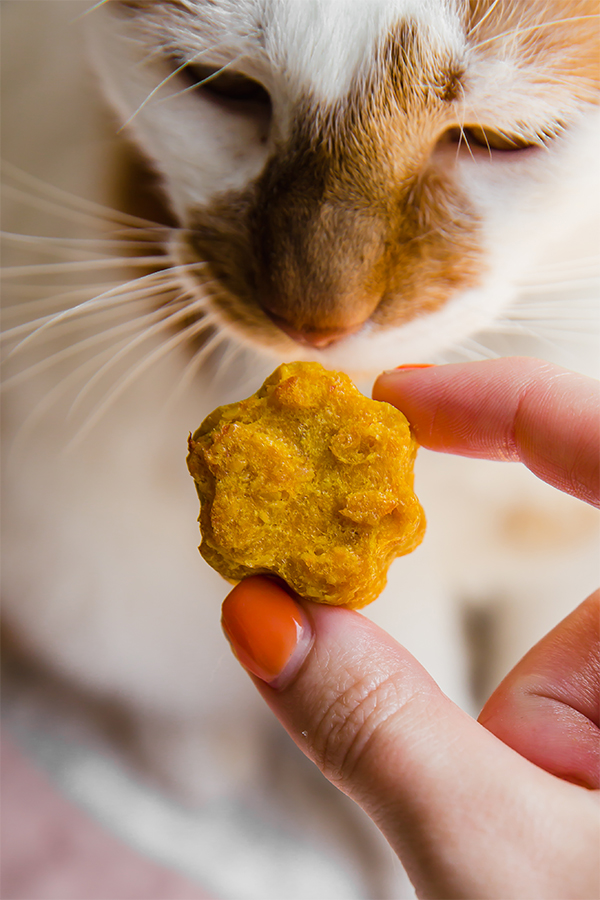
[511,282,599,310]
[5,323,174,458]
[470,14,599,52]
[462,337,499,359]
[2,281,122,297]
[1,278,182,346]
[4,263,204,357]
[213,336,244,375]
[134,39,227,75]
[135,46,172,72]
[1,307,165,393]
[119,59,198,130]
[1,232,168,256]
[1,183,128,233]
[514,277,599,295]
[2,295,166,358]
[157,56,244,106]
[204,338,247,393]
[506,319,598,336]
[2,291,151,339]
[537,73,598,98]
[457,132,475,162]
[493,283,600,357]
[4,290,211,450]
[1,281,124,316]
[134,52,245,120]
[519,257,599,282]
[1,274,187,323]
[1,255,168,279]
[214,341,270,394]
[528,328,597,342]
[68,290,214,416]
[509,303,598,321]
[168,325,230,403]
[1,161,165,230]
[458,80,494,161]
[76,0,110,20]
[493,318,597,354]
[468,0,503,37]
[116,43,242,130]
[67,309,221,446]
[445,335,499,362]
[454,119,476,162]
[158,78,216,103]
[500,310,597,332]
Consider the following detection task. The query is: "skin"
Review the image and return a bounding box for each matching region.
[223,358,600,899]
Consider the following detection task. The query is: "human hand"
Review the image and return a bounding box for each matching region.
[220,358,600,899]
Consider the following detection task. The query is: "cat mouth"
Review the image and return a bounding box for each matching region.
[170,223,480,361]
[174,251,363,355]
[260,309,365,349]
[171,224,379,355]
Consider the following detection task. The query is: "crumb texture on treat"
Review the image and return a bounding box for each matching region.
[187,361,425,608]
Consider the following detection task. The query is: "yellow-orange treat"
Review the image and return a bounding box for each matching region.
[186,362,425,608]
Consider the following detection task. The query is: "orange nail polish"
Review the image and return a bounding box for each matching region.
[221,577,312,687]
[393,364,436,370]
[379,364,436,377]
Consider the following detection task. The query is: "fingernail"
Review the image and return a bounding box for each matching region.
[383,364,436,375]
[221,577,314,689]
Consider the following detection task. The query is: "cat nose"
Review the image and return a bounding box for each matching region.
[265,310,361,348]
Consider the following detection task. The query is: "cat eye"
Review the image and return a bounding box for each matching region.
[177,61,271,108]
[444,125,537,152]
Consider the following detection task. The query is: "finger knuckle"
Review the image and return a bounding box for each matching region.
[311,670,419,788]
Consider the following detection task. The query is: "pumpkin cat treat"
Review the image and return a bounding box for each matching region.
[187,362,425,609]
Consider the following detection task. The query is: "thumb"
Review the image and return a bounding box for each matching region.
[221,577,599,900]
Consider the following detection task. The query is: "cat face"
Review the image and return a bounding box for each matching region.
[90,0,599,372]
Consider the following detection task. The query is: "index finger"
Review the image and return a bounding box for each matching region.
[373,358,599,507]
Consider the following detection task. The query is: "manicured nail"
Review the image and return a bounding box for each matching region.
[221,577,313,689]
[383,364,436,374]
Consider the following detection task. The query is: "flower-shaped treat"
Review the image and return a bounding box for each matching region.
[187,362,425,608]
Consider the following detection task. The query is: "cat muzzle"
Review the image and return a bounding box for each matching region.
[262,308,364,348]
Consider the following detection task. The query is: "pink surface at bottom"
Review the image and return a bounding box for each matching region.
[1,734,214,900]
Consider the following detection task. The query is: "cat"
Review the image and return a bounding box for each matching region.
[2,1,599,897]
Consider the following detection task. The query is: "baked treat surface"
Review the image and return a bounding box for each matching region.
[187,361,425,608]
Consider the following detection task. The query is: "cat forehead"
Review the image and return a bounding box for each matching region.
[138,0,465,102]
